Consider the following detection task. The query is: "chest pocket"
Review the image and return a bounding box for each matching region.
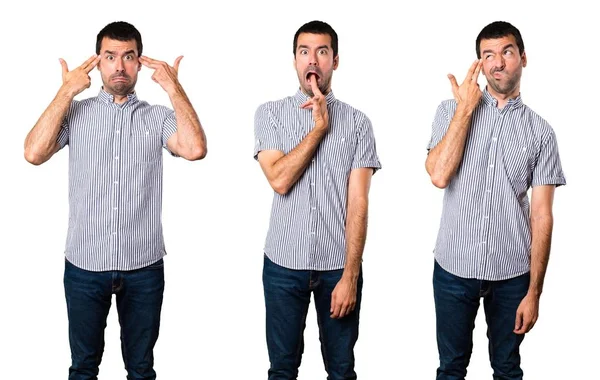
[321,130,356,173]
[130,121,162,163]
[499,138,535,188]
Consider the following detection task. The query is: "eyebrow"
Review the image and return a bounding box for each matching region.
[482,44,516,55]
[104,49,136,56]
[297,45,330,51]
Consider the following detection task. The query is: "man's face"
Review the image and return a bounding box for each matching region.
[479,34,527,96]
[97,37,140,96]
[294,32,338,96]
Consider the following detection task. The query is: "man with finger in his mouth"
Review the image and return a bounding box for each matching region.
[254,20,381,380]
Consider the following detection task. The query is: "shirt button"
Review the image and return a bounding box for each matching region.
[115,156,119,160]
[489,164,494,168]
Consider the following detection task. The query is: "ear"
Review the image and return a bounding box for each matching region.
[333,55,339,70]
[521,51,527,68]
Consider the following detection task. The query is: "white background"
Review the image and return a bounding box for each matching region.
[1,0,597,378]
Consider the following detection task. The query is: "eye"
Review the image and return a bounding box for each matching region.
[299,49,308,55]
[106,55,114,61]
[318,49,328,55]
[485,54,493,60]
[504,50,513,56]
[125,54,133,60]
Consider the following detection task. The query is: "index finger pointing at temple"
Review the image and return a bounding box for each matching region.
[472,59,483,80]
[84,56,101,73]
[464,59,479,82]
[79,55,99,71]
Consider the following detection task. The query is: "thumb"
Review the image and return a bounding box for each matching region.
[447,74,459,91]
[330,290,337,313]
[59,58,68,74]
[173,55,183,72]
[514,310,523,332]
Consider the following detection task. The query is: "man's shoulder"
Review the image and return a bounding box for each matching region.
[520,103,553,131]
[330,98,372,123]
[256,95,296,112]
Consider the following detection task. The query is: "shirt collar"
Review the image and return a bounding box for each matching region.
[293,88,337,106]
[98,88,139,105]
[481,86,523,109]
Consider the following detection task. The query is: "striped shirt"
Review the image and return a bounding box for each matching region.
[56,89,177,272]
[254,89,381,271]
[428,88,566,281]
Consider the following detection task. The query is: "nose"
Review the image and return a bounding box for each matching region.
[492,55,505,70]
[115,58,125,72]
[308,50,318,66]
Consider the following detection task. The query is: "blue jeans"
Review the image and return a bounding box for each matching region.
[263,256,363,380]
[433,260,530,380]
[64,259,165,380]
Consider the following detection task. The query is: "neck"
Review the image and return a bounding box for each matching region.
[487,85,520,109]
[112,95,129,105]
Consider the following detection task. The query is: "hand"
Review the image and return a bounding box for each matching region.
[514,293,540,334]
[139,55,183,95]
[330,277,357,319]
[300,74,329,130]
[59,55,100,98]
[447,59,483,111]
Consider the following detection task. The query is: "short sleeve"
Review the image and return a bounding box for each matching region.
[254,103,283,160]
[427,102,452,151]
[162,110,178,157]
[57,121,69,149]
[532,130,566,187]
[351,113,381,173]
[56,101,78,149]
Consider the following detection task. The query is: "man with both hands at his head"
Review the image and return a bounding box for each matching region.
[24,21,206,379]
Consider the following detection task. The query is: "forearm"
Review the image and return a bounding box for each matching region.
[426,106,474,188]
[168,85,207,160]
[528,213,553,297]
[24,86,73,165]
[268,126,327,194]
[343,196,368,281]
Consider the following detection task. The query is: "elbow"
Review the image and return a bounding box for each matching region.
[24,148,44,166]
[183,145,207,161]
[425,159,447,188]
[270,179,291,195]
[430,174,449,189]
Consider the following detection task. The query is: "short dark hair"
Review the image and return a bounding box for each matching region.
[475,21,524,59]
[293,20,338,57]
[96,21,143,56]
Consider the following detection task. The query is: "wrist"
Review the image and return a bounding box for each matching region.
[527,288,542,299]
[341,269,359,283]
[314,120,328,131]
[58,85,77,100]
[456,103,476,117]
[166,83,185,99]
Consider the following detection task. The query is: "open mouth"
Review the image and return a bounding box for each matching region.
[305,72,320,84]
